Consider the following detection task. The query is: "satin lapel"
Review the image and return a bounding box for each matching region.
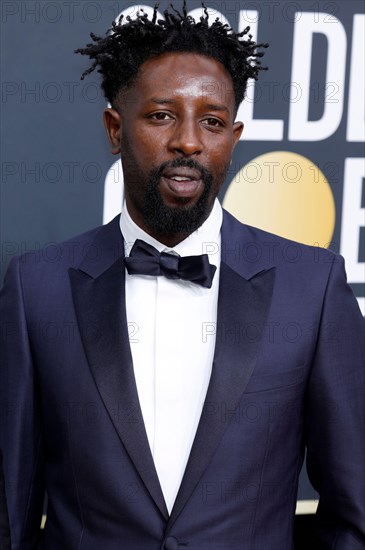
[69,244,168,520]
[167,260,275,529]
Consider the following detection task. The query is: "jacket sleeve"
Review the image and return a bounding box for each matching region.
[0,257,45,549]
[305,254,365,548]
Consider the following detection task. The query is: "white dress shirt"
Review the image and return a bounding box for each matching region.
[120,199,222,513]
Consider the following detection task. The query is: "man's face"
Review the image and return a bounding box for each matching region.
[104,52,243,244]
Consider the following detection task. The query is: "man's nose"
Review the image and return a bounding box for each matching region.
[167,118,203,156]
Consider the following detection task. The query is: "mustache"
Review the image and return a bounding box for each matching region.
[153,158,213,182]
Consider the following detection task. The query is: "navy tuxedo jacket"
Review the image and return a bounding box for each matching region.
[1,210,364,550]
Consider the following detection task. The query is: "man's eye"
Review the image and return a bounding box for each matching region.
[202,118,223,127]
[150,112,172,121]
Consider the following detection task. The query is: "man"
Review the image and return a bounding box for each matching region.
[1,4,364,549]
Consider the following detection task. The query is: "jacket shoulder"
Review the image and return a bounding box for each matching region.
[14,215,122,273]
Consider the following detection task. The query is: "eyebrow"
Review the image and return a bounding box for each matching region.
[151,98,176,105]
[205,103,229,113]
[151,98,230,113]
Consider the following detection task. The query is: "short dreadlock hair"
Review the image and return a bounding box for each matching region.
[75,1,267,112]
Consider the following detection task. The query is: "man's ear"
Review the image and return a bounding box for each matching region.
[233,121,244,147]
[103,108,122,155]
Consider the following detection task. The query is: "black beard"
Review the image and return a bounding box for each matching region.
[142,158,215,236]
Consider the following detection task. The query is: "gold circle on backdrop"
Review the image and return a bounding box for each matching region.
[223,151,336,247]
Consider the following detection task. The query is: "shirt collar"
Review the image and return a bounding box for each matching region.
[120,199,222,267]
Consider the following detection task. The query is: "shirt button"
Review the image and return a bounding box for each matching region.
[164,536,178,550]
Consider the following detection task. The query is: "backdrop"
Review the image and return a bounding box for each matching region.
[1,0,364,509]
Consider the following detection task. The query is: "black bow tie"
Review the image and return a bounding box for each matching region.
[124,239,216,289]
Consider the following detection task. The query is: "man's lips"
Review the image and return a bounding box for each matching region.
[160,167,203,197]
[162,166,202,181]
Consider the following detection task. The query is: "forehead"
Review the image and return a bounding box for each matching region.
[124,52,235,111]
